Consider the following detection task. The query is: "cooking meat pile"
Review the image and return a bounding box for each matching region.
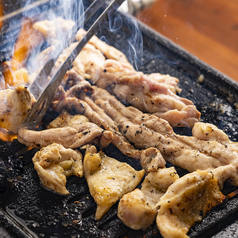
[1,17,238,238]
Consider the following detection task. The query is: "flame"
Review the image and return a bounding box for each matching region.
[0,128,17,142]
[3,17,44,87]
[227,189,238,199]
[0,1,3,30]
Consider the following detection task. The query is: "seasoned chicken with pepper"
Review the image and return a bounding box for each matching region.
[74,30,200,128]
[88,86,238,186]
[32,143,83,195]
[118,167,179,230]
[55,93,166,170]
[18,113,113,149]
[83,146,144,220]
[157,170,225,238]
[0,85,34,133]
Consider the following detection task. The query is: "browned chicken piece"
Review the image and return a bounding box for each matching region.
[118,167,179,230]
[32,143,83,195]
[55,94,166,170]
[75,29,132,66]
[0,85,35,133]
[83,145,144,220]
[89,86,238,186]
[156,170,225,238]
[18,114,113,149]
[33,17,75,45]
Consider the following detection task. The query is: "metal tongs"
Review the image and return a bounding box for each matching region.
[25,0,125,127]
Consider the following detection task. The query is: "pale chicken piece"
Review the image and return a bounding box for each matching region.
[192,122,230,144]
[140,147,166,172]
[118,167,179,230]
[83,148,144,220]
[90,86,238,186]
[32,143,83,195]
[56,95,165,168]
[76,58,200,128]
[75,28,132,66]
[141,167,179,206]
[99,60,200,128]
[118,189,157,230]
[0,85,34,133]
[33,17,75,45]
[18,114,113,149]
[156,170,225,238]
[147,73,181,94]
[72,43,106,82]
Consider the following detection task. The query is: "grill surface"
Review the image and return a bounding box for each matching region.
[1,1,238,237]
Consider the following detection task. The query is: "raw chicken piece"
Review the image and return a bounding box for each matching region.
[18,114,113,149]
[83,146,144,220]
[0,85,34,133]
[156,170,225,238]
[118,167,179,230]
[32,143,83,195]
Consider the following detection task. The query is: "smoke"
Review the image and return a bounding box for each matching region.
[103,9,144,70]
[2,0,145,94]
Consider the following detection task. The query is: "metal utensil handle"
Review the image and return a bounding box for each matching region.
[25,0,125,126]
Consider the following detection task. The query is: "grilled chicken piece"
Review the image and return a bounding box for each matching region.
[89,86,238,186]
[141,167,179,206]
[32,143,83,195]
[118,189,156,230]
[75,29,132,66]
[70,54,200,127]
[94,59,200,128]
[0,85,34,133]
[157,170,225,238]
[192,122,230,144]
[56,95,166,170]
[118,167,179,230]
[18,114,113,149]
[83,146,144,220]
[64,35,198,128]
[72,43,106,82]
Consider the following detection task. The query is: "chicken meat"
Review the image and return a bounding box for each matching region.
[0,85,34,133]
[88,86,238,186]
[157,170,225,238]
[83,145,144,220]
[18,114,113,149]
[118,167,179,230]
[32,143,83,195]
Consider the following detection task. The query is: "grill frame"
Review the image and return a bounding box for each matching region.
[1,1,238,237]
